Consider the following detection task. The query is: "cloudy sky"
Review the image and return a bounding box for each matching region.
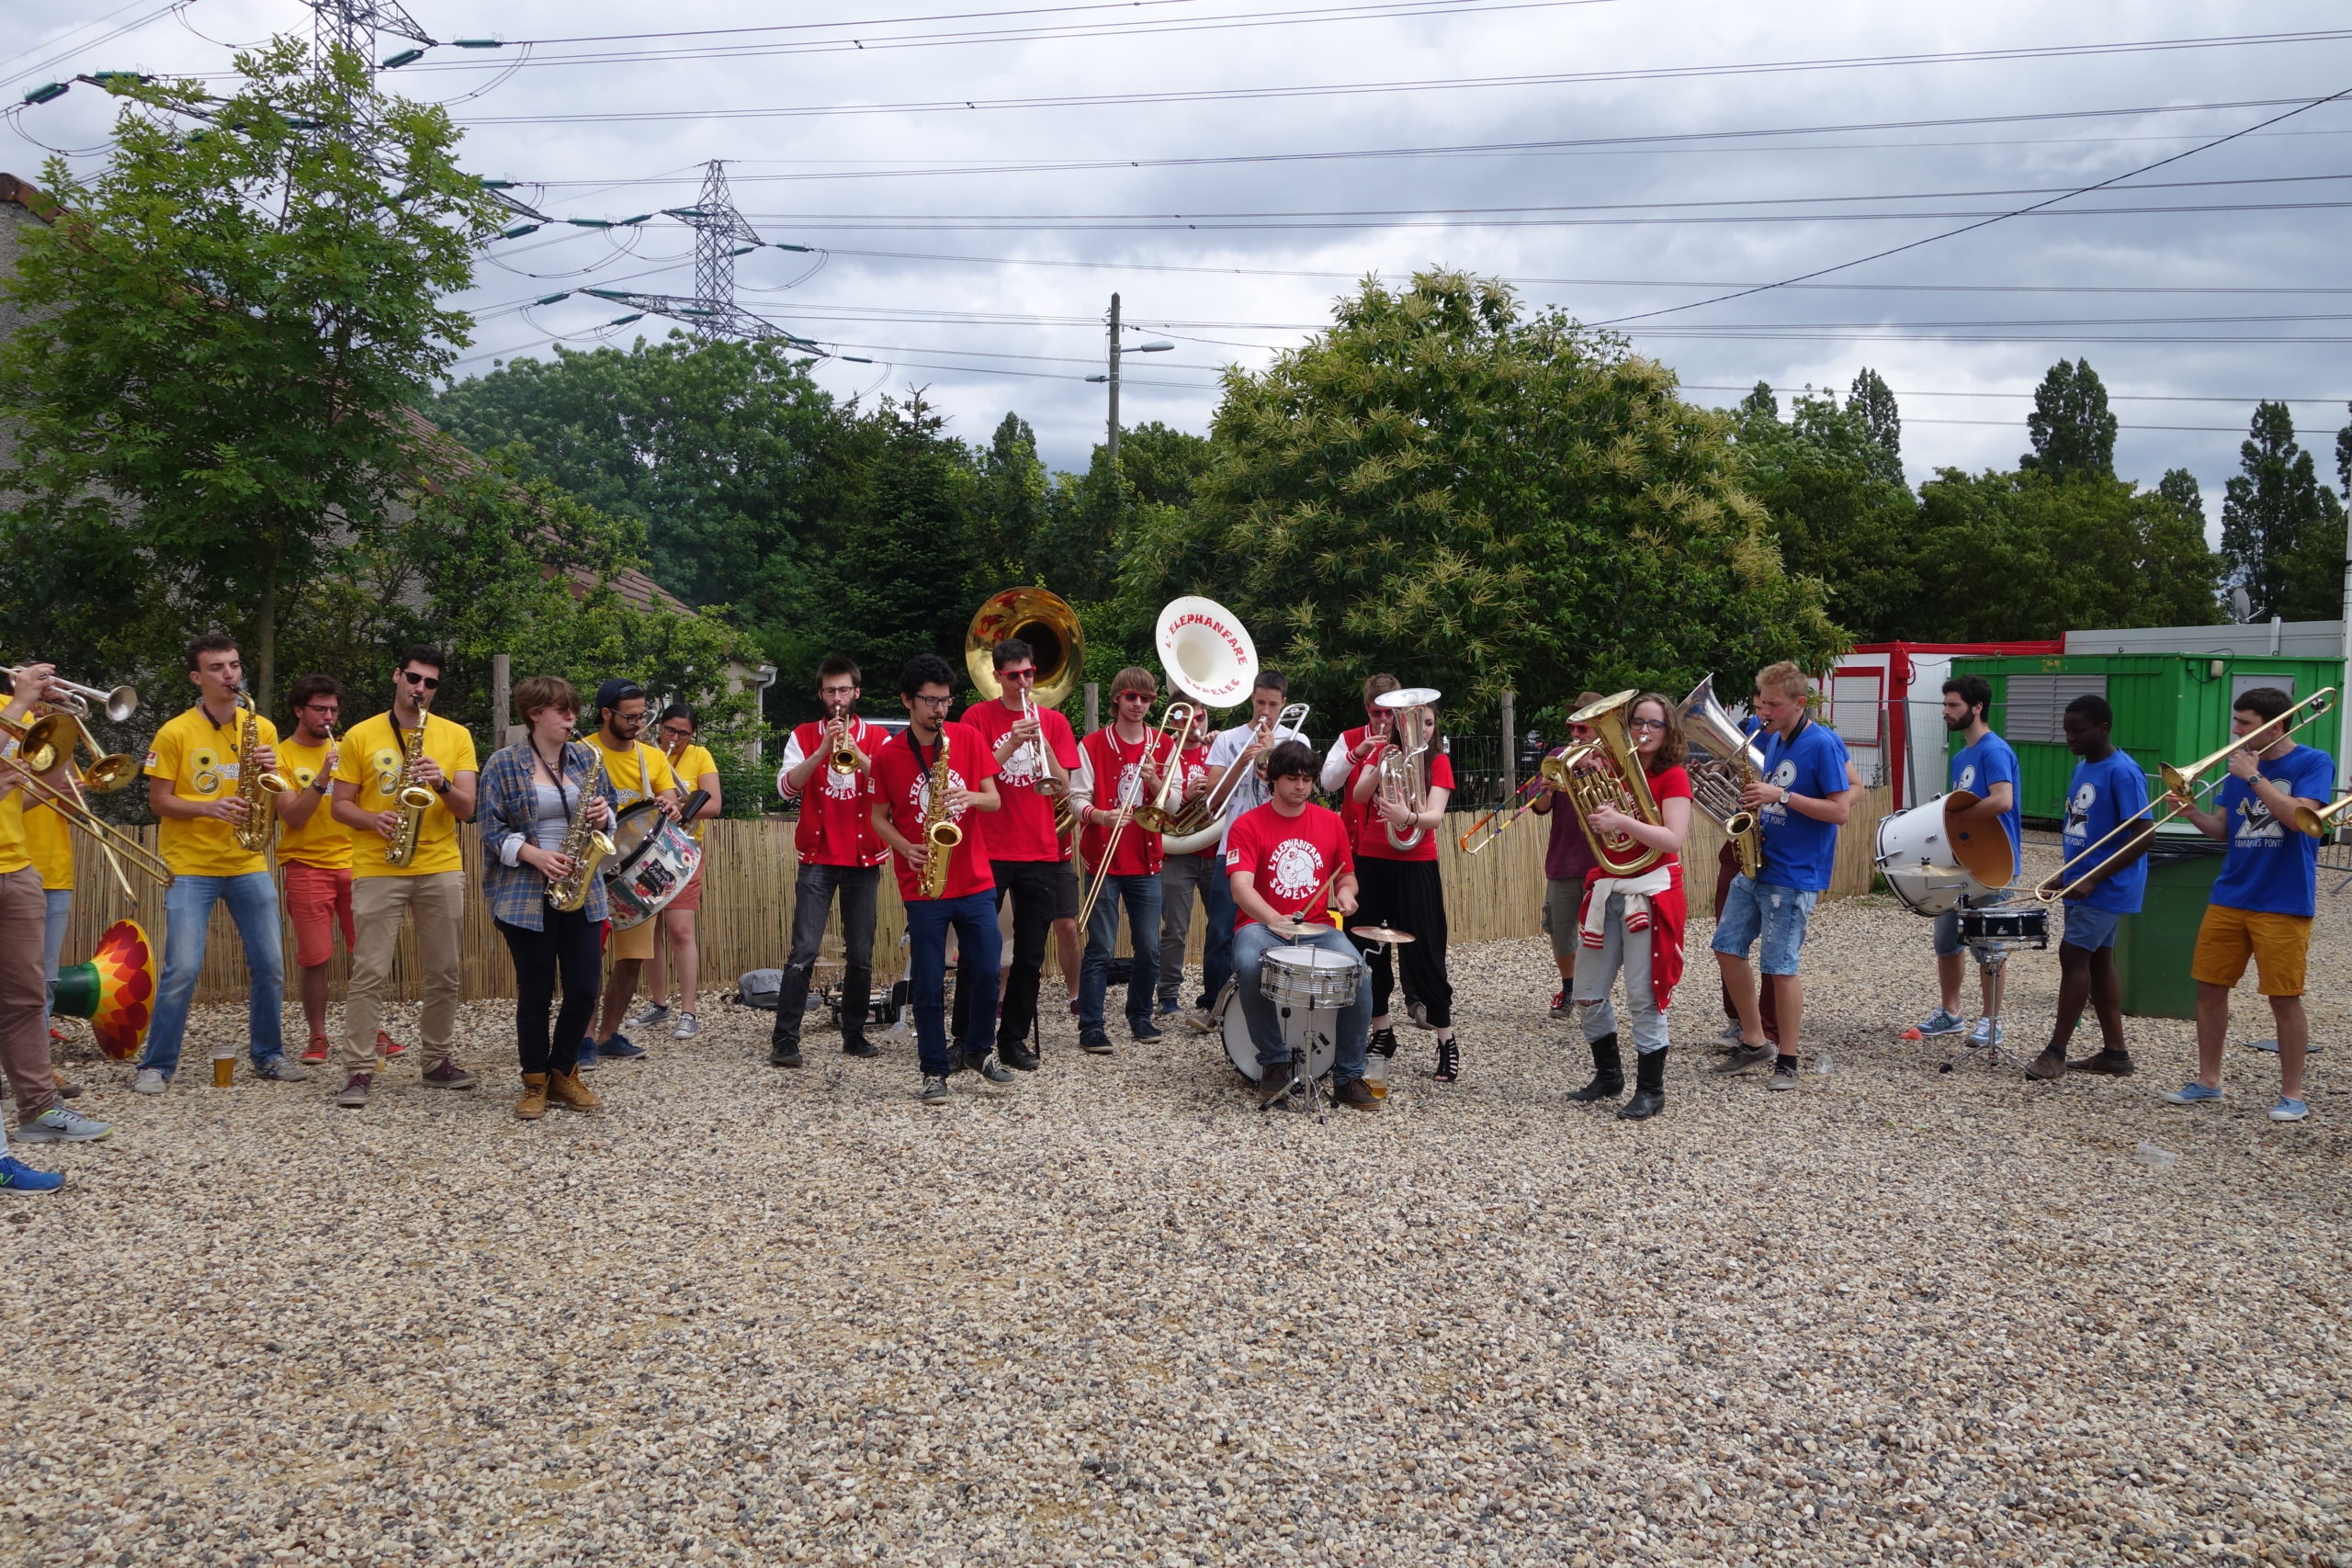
[6,0,2350,523]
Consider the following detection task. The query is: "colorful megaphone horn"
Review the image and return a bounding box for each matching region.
[51,919,156,1061]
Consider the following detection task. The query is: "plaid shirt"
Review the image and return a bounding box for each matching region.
[478,740,613,931]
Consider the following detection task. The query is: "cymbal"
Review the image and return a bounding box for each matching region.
[1265,919,1322,940]
[1351,924,1417,944]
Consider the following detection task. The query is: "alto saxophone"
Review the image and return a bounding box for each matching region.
[384,715,437,867]
[916,736,962,899]
[232,686,290,854]
[546,748,616,912]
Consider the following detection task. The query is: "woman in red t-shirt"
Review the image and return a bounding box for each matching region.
[1349,686,1460,1081]
[1565,692,1692,1121]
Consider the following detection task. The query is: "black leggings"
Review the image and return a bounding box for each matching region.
[496,910,604,1074]
[1352,857,1453,1028]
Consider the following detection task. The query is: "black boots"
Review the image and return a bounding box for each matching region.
[1617,1046,1667,1121]
[1566,1032,1624,1101]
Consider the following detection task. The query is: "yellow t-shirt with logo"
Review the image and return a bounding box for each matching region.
[273,735,353,872]
[19,783,74,890]
[334,711,480,879]
[667,742,718,841]
[594,737,678,834]
[0,776,29,878]
[146,703,276,878]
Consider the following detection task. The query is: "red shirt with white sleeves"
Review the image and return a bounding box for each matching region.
[777,716,888,868]
[1076,725,1176,876]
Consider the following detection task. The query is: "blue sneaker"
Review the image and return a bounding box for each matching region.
[2162,1081,2222,1105]
[0,1156,64,1194]
[597,1032,648,1061]
[1908,1009,1966,1039]
[2270,1097,2310,1122]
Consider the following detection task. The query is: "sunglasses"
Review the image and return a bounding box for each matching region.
[399,671,440,690]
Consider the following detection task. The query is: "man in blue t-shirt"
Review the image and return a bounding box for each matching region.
[1908,675,2024,1049]
[2024,694,2152,1081]
[1710,661,1860,1094]
[2161,686,2335,1123]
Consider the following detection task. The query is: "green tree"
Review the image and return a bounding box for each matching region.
[421,333,842,624]
[1733,385,1919,643]
[970,412,1051,588]
[1116,271,1843,723]
[1848,367,1905,487]
[0,39,501,707]
[2020,358,2119,482]
[2222,400,2340,620]
[2157,467,2206,525]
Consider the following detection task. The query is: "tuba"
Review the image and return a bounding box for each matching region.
[546,746,617,911]
[233,686,290,855]
[1559,690,1667,877]
[384,715,437,867]
[967,587,1085,707]
[1372,687,1441,852]
[1677,674,1765,880]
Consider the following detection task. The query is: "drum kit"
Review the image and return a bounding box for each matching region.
[1874,791,2042,1072]
[604,790,710,931]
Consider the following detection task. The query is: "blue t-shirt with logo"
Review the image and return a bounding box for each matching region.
[1757,717,1852,893]
[1950,730,2023,882]
[2210,745,2336,918]
[2061,750,2150,915]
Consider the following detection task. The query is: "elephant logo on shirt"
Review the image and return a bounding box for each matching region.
[2237,797,2284,841]
[1956,763,1978,793]
[1267,838,1324,899]
[2065,783,2096,833]
[914,769,971,821]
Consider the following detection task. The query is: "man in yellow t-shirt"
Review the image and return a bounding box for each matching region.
[582,679,681,1066]
[134,634,311,1095]
[629,704,723,1042]
[329,645,480,1110]
[0,663,83,1186]
[274,673,364,1066]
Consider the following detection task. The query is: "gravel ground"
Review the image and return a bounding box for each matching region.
[6,839,2348,1567]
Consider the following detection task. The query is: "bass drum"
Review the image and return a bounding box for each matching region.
[1873,790,2014,915]
[604,800,705,931]
[1216,979,1337,1086]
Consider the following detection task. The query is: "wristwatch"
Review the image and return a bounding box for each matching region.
[1778,786,1792,807]
[432,778,450,796]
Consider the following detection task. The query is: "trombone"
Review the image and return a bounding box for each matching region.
[2034,686,2337,903]
[2294,791,2352,840]
[1456,748,1576,855]
[1075,700,1194,932]
[0,743,175,894]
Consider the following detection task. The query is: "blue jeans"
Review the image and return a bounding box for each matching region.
[141,871,286,1077]
[40,888,71,1031]
[1199,863,1237,1010]
[1079,873,1161,1036]
[905,891,1002,1079]
[1233,922,1370,1083]
[1709,875,1818,976]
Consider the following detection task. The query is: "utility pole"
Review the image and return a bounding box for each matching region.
[1106,292,1123,471]
[581,161,824,351]
[308,0,435,76]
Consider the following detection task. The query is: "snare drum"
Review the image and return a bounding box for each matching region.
[1260,945,1362,1010]
[1873,792,2015,915]
[603,801,705,931]
[1217,979,1340,1085]
[1956,907,2048,947]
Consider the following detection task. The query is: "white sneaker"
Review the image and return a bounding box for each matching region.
[1967,1017,2003,1047]
[17,1105,111,1142]
[131,1068,168,1096]
[673,1012,699,1041]
[628,1002,670,1030]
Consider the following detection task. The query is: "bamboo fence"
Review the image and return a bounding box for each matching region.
[59,789,1889,1005]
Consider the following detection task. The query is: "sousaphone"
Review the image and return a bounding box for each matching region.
[51,920,156,1060]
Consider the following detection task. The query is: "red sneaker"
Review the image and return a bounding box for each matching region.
[300,1034,331,1066]
[376,1031,406,1060]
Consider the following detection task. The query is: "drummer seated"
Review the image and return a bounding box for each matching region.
[1225,740,1376,1111]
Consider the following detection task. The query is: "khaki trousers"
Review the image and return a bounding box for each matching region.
[0,866,59,1124]
[342,871,466,1073]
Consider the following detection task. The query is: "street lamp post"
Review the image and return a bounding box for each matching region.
[1085,292,1172,471]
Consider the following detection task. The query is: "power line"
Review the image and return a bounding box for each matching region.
[0,0,187,92]
[454,29,2352,125]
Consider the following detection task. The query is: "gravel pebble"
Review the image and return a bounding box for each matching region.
[5,837,2347,1565]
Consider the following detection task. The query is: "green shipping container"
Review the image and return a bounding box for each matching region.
[1948,652,2346,824]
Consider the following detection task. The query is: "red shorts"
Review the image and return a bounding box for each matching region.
[282,863,355,967]
[666,858,705,914]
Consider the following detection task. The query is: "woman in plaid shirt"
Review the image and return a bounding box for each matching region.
[479,677,614,1121]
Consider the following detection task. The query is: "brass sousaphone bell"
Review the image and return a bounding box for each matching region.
[966,587,1085,707]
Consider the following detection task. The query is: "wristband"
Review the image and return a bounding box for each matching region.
[433,778,450,795]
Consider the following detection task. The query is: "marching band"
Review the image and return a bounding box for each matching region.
[0,592,2344,1190]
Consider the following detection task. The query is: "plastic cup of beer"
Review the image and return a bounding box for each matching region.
[210,1051,235,1089]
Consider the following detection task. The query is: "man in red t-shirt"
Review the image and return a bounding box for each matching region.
[868,654,1009,1105]
[1072,667,1175,1054]
[1348,681,1461,1082]
[770,655,893,1069]
[955,637,1080,1071]
[1226,739,1374,1111]
[1153,706,1216,1021]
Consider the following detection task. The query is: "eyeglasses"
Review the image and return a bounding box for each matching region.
[399,671,440,690]
[1628,717,1668,731]
[660,726,694,739]
[912,694,954,708]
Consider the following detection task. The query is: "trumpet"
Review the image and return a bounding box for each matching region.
[1021,689,1080,840]
[1,664,137,723]
[826,697,862,774]
[2034,686,2338,903]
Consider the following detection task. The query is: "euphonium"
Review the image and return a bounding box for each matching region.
[917,735,962,900]
[1373,687,1441,852]
[384,714,437,867]
[233,687,290,855]
[547,750,617,912]
[1676,673,1765,880]
[1560,690,1667,877]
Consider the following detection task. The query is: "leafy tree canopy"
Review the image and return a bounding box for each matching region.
[2222,400,2345,622]
[1733,383,1919,643]
[2021,357,2120,482]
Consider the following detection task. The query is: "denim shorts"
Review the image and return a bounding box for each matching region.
[2062,902,2123,953]
[1932,905,2007,963]
[1709,875,1818,976]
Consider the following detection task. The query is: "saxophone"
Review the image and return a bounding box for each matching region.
[546,747,616,912]
[232,687,290,854]
[384,716,437,867]
[916,735,962,899]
